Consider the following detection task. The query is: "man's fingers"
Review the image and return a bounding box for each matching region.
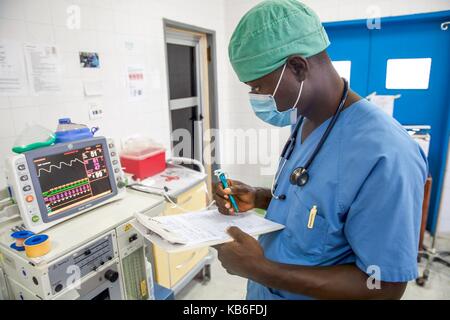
[214,183,227,197]
[217,204,230,215]
[215,180,236,195]
[215,196,233,215]
[215,195,228,207]
[217,180,248,196]
[227,226,248,242]
[224,185,248,195]
[215,196,228,205]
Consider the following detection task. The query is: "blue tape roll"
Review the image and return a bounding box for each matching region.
[10,230,35,252]
[24,234,49,246]
[11,230,34,239]
[10,243,25,251]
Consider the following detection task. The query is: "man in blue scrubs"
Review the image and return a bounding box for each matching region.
[214,0,428,299]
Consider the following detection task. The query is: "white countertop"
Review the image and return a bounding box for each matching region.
[0,190,164,266]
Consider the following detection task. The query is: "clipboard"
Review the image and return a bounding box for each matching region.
[132,210,285,253]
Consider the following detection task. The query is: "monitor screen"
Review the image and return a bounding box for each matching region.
[32,143,113,217]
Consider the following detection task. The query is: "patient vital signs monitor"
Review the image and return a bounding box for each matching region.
[6,137,126,233]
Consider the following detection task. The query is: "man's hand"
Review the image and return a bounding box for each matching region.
[213,180,257,215]
[215,226,265,279]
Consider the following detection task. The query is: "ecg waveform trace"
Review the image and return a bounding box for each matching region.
[33,144,113,217]
[37,158,85,177]
[42,177,90,198]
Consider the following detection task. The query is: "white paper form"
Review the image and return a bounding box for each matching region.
[133,209,285,253]
[24,44,62,94]
[0,41,28,96]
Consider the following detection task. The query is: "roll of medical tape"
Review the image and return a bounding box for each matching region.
[10,230,35,251]
[24,234,51,258]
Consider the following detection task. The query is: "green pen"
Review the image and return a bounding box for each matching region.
[214,169,239,214]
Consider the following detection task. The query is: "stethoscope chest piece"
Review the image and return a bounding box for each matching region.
[290,167,309,187]
[271,78,348,199]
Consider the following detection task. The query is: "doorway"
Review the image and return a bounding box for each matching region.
[164,21,219,192]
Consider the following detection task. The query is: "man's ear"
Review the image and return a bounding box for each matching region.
[286,55,308,82]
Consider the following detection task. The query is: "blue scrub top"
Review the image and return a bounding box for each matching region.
[247,99,428,300]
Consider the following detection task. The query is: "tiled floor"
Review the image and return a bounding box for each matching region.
[176,233,450,300]
[176,249,247,300]
[403,233,450,300]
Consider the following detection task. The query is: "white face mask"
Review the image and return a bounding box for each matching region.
[248,63,304,127]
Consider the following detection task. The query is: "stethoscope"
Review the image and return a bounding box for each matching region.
[271,78,349,200]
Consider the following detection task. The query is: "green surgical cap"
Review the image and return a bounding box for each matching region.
[228,0,330,82]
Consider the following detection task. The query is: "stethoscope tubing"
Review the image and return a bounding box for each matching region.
[271,78,349,199]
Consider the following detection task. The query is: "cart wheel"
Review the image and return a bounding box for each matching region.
[194,264,211,284]
[416,269,430,287]
[415,277,426,287]
[203,264,211,282]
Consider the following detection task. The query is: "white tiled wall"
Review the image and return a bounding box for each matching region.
[0,0,449,191]
[0,0,227,188]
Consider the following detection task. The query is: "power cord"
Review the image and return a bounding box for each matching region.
[127,183,216,212]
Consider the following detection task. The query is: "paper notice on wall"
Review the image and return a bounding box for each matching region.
[127,65,145,101]
[83,80,103,96]
[24,44,62,94]
[0,41,28,96]
[367,93,401,117]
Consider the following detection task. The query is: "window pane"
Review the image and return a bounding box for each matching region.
[385,58,431,89]
[171,106,196,160]
[167,44,197,99]
[331,60,351,86]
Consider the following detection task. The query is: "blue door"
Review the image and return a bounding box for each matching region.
[325,11,450,234]
[325,24,371,95]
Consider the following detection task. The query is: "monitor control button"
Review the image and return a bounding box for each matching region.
[23,185,31,192]
[17,164,26,171]
[20,175,29,181]
[31,215,40,223]
[112,160,118,165]
[111,152,116,157]
[25,195,34,203]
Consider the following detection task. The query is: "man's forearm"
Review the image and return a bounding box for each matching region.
[251,259,406,300]
[254,187,272,210]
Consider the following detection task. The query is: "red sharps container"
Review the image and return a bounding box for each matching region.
[120,138,166,180]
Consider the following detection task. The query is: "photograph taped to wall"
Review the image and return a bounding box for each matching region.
[79,52,100,68]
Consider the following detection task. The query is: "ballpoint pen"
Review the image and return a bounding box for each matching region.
[214,169,239,214]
